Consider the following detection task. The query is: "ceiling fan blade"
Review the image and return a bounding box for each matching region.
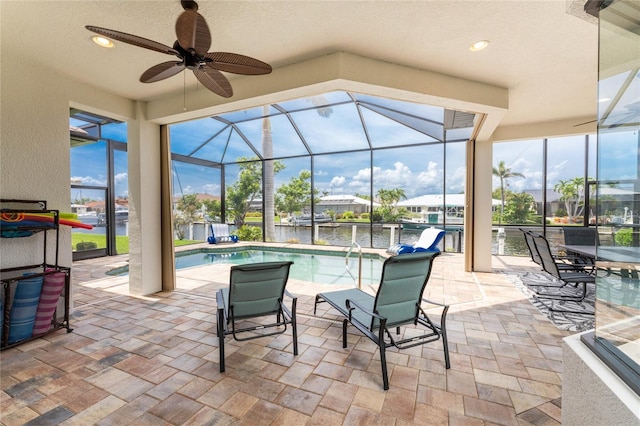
[140,61,186,83]
[193,66,233,98]
[175,10,211,56]
[86,26,179,56]
[205,52,272,75]
[181,0,198,11]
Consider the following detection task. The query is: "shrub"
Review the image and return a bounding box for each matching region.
[76,241,97,250]
[342,211,354,219]
[285,238,300,244]
[360,212,369,220]
[314,239,328,245]
[554,208,567,217]
[235,225,262,241]
[614,228,633,247]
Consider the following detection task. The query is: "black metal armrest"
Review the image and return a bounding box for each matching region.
[345,298,385,322]
[284,289,297,300]
[421,297,449,308]
[280,289,297,318]
[215,290,224,311]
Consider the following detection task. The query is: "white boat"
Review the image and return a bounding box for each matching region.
[293,213,332,226]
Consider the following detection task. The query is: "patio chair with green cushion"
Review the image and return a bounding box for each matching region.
[313,251,449,390]
[216,261,297,372]
[530,233,595,313]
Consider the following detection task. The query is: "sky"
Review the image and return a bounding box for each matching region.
[70,92,639,205]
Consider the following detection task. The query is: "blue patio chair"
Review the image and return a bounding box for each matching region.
[314,251,449,390]
[387,227,445,255]
[216,261,297,372]
[208,223,238,244]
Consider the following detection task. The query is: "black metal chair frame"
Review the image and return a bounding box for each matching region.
[313,252,450,390]
[216,261,298,373]
[561,226,599,273]
[530,233,596,313]
[520,228,582,278]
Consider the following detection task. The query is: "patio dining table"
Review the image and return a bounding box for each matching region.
[560,245,640,264]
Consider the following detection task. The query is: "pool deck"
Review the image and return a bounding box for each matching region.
[1,244,568,425]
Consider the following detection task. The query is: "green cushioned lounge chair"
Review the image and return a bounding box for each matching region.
[314,251,450,390]
[216,261,297,372]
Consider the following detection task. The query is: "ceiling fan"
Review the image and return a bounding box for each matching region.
[86,0,272,98]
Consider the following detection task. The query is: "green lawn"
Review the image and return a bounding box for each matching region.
[72,234,199,254]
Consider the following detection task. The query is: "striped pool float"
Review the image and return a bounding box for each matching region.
[32,270,66,336]
[8,275,43,344]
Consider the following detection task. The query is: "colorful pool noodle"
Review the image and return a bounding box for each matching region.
[0,212,93,230]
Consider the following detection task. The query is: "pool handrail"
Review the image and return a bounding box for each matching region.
[346,242,363,289]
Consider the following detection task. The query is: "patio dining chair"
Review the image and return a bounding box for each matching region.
[216,261,297,372]
[519,228,581,274]
[562,226,599,272]
[530,233,595,313]
[313,251,449,390]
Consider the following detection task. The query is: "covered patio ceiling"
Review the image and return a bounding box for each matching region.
[168,91,476,165]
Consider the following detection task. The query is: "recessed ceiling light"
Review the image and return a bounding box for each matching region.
[469,40,490,52]
[598,97,611,103]
[92,35,114,48]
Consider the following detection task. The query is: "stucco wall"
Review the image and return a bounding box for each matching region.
[0,53,134,271]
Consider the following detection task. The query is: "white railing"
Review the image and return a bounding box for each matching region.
[345,241,363,289]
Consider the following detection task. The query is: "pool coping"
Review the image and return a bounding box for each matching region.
[107,242,391,276]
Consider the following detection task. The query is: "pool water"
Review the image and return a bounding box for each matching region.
[177,248,384,286]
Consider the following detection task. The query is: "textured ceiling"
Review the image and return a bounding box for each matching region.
[1,0,598,128]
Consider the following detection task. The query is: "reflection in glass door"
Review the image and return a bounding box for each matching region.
[71,186,108,259]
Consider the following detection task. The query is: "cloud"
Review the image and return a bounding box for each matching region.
[414,161,442,193]
[114,172,128,183]
[71,175,106,186]
[330,176,346,188]
[341,161,445,197]
[202,183,220,194]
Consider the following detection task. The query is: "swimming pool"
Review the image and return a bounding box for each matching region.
[111,247,385,286]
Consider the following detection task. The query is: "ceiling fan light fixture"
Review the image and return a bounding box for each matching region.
[92,35,114,48]
[85,0,271,98]
[469,40,489,51]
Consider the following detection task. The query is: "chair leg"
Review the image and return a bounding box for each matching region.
[314,295,322,314]
[440,307,451,369]
[342,319,348,348]
[217,308,225,373]
[379,340,389,391]
[291,299,298,356]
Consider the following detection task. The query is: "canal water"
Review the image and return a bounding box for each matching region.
[77,216,565,257]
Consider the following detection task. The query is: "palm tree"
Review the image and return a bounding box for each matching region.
[554,177,587,223]
[262,106,276,241]
[492,160,524,223]
[262,96,332,241]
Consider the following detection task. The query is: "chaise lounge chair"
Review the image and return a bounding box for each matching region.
[216,261,298,372]
[387,227,445,255]
[314,251,449,390]
[208,223,238,244]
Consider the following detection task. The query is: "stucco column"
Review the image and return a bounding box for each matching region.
[127,101,163,295]
[473,139,493,272]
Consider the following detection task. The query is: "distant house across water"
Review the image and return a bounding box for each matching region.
[398,194,501,224]
[316,195,380,215]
